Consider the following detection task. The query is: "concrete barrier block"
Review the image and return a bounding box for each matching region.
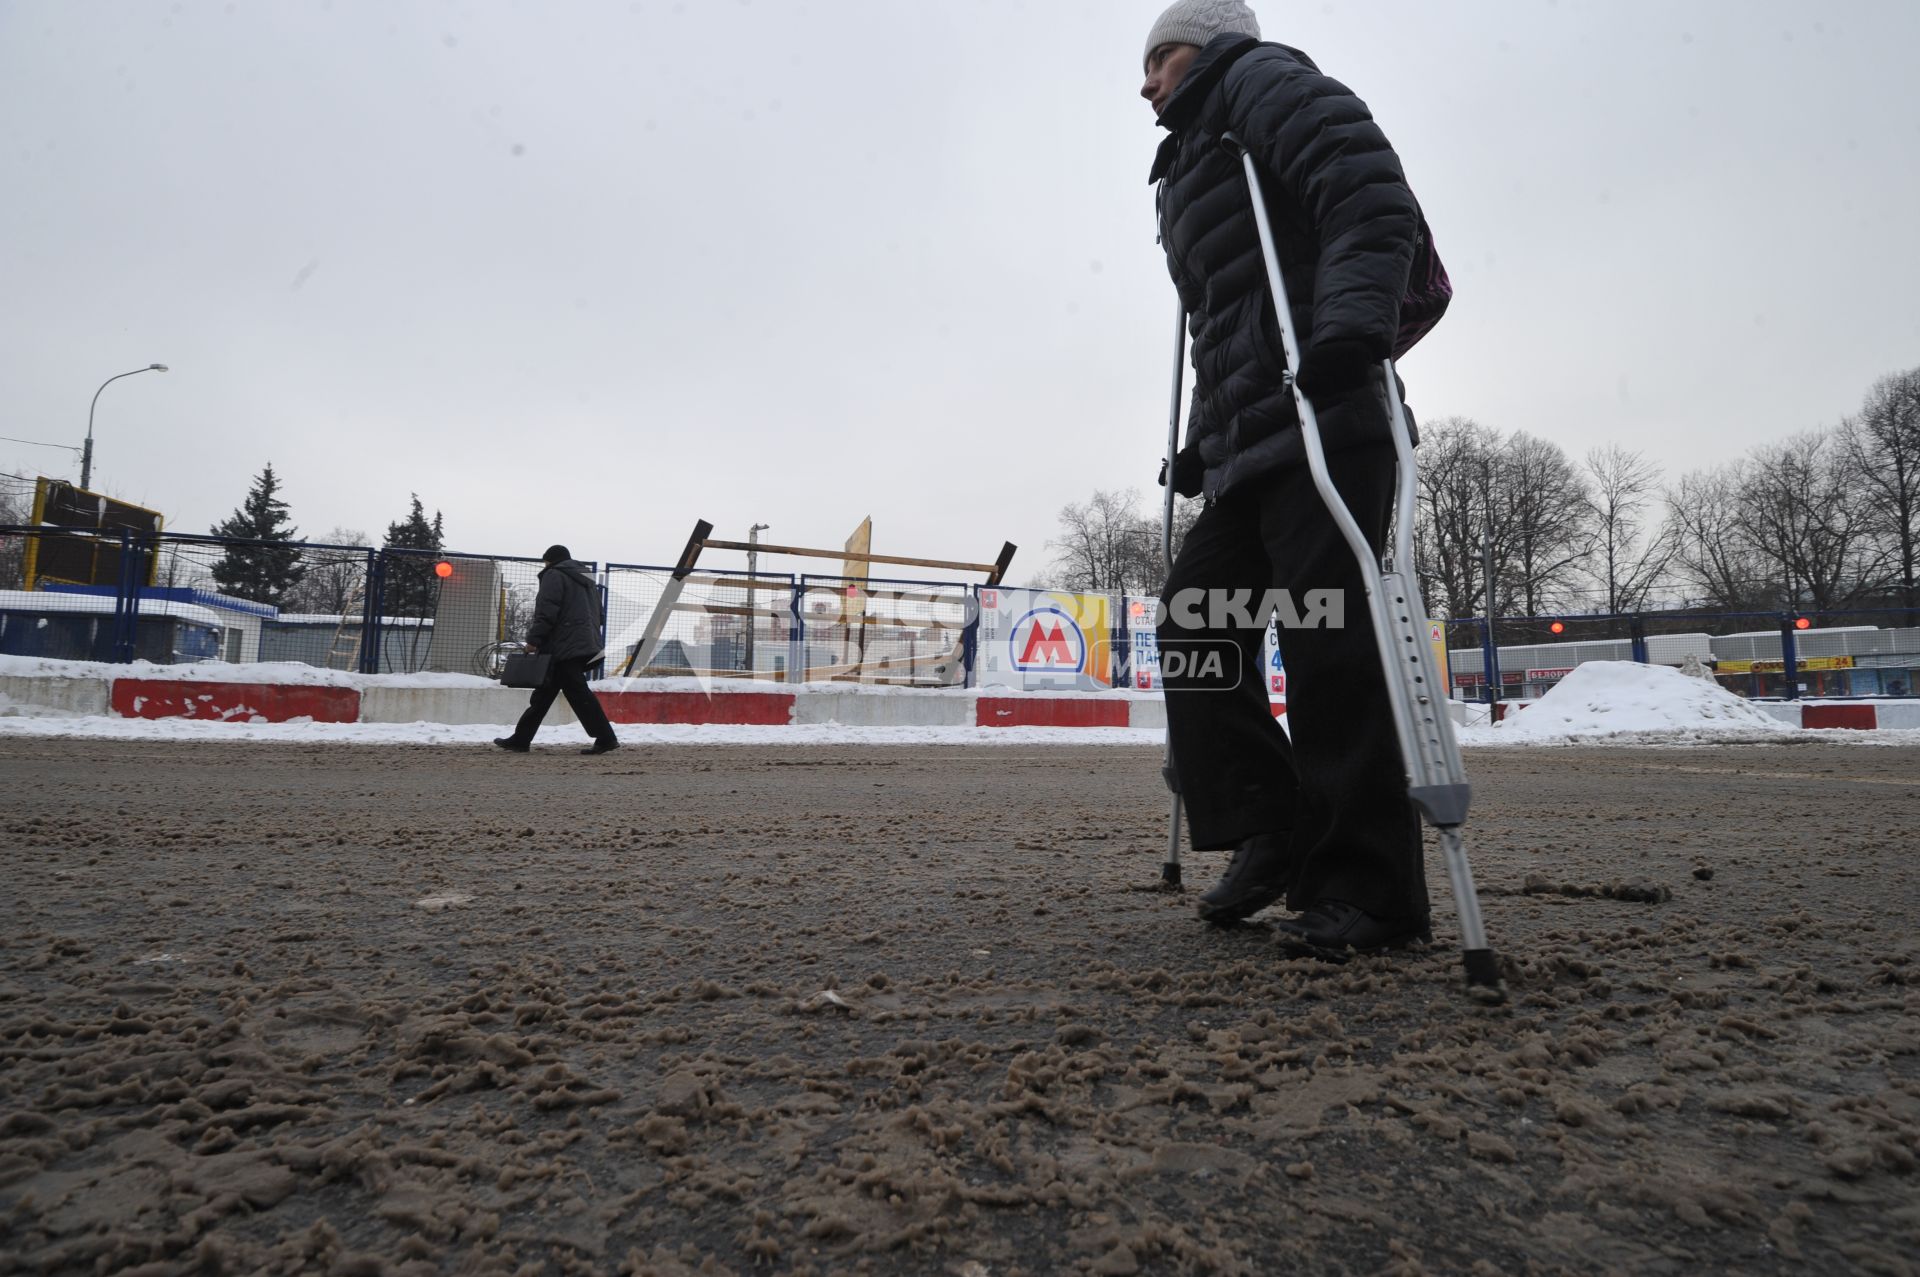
[1447,701,1493,729]
[361,685,550,726]
[791,690,971,727]
[599,690,793,725]
[0,675,112,717]
[1127,699,1167,731]
[1873,702,1920,730]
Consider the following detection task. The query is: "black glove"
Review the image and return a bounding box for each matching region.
[1157,445,1205,498]
[1294,338,1378,400]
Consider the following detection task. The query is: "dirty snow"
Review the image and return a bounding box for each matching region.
[3,736,1917,1273]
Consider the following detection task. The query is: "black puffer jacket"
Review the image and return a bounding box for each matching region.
[526,559,603,661]
[1151,35,1418,499]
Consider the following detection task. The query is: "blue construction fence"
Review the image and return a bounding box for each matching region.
[1440,609,1920,702]
[0,526,979,685]
[9,525,1911,700]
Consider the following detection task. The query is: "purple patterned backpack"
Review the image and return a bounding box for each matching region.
[1393,205,1452,358]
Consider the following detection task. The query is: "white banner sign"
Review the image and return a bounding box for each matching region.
[1122,596,1285,709]
[974,587,1113,691]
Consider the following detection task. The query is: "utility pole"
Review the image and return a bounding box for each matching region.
[1481,520,1502,709]
[744,523,769,677]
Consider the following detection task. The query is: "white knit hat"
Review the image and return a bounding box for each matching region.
[1143,0,1261,70]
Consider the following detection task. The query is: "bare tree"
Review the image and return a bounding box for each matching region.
[281,528,373,616]
[152,541,217,593]
[1840,367,1920,615]
[1737,431,1883,612]
[1496,431,1591,616]
[1413,416,1498,618]
[0,479,30,589]
[1044,487,1186,597]
[1665,462,1772,610]
[1580,444,1674,613]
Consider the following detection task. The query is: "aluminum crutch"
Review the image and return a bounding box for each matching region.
[1158,300,1188,889]
[1223,133,1502,997]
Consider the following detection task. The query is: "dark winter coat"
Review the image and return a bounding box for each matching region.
[1151,34,1419,499]
[526,559,603,662]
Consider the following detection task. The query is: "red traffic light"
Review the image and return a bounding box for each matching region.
[1794,616,1811,630]
[434,561,453,578]
[1549,621,1565,635]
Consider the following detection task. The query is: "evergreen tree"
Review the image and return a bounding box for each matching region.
[210,464,306,605]
[381,494,446,617]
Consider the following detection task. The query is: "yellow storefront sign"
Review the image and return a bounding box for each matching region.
[1717,656,1854,674]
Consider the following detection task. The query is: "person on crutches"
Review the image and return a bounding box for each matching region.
[1142,0,1450,957]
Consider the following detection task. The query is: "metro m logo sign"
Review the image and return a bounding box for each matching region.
[1010,607,1085,673]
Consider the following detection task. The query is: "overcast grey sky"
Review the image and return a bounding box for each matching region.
[4,1,1917,584]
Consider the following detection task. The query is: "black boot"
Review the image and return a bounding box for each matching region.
[1197,832,1293,924]
[1274,898,1431,958]
[493,737,530,753]
[580,738,619,756]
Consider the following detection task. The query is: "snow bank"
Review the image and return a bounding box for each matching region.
[1490,661,1793,741]
[0,654,365,687]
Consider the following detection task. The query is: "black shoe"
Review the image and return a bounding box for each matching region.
[1197,832,1293,925]
[580,739,619,756]
[493,737,530,753]
[1274,898,1431,959]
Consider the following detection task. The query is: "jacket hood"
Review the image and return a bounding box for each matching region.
[544,559,596,588]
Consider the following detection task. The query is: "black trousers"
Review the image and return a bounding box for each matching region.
[1158,442,1427,926]
[509,655,615,745]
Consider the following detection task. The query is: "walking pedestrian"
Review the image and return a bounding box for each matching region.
[494,545,619,755]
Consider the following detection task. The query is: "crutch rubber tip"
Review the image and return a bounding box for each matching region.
[1160,862,1183,890]
[1461,949,1504,1001]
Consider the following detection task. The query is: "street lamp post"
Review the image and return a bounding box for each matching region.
[81,364,168,491]
[744,522,770,677]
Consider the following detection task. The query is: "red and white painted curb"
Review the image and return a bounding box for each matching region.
[3,668,1185,730]
[1488,697,1920,731]
[7,664,1916,731]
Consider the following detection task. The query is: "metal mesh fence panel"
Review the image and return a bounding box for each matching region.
[268,542,377,671]
[151,534,386,670]
[1,528,181,662]
[796,574,971,685]
[1479,615,1636,700]
[1439,617,1519,701]
[603,565,797,680]
[373,550,552,677]
[1439,608,1920,702]
[1773,609,1920,698]
[42,523,1919,703]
